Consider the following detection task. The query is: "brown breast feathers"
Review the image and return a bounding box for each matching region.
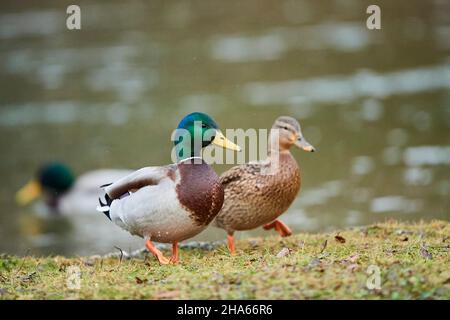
[176,160,224,226]
[215,152,301,232]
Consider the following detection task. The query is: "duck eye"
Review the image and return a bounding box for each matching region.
[201,123,208,129]
[283,126,288,130]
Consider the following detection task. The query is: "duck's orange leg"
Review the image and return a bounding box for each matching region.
[145,240,170,265]
[170,241,179,264]
[227,234,235,254]
[263,220,292,237]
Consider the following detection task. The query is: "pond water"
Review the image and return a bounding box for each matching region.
[0,0,449,256]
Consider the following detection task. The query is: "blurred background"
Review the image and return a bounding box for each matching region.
[0,0,449,256]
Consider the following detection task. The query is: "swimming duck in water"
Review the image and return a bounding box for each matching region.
[213,116,315,254]
[97,112,241,264]
[15,162,131,215]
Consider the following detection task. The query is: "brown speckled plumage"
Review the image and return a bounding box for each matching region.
[177,159,224,226]
[214,153,300,234]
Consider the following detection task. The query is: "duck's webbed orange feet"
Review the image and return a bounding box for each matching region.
[227,234,235,254]
[145,240,170,265]
[263,220,292,237]
[170,241,179,264]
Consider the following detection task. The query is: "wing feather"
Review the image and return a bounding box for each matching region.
[220,162,263,186]
[104,165,176,199]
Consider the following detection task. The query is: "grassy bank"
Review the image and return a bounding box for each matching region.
[1,220,449,299]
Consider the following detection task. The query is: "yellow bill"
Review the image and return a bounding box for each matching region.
[211,130,241,152]
[15,180,42,206]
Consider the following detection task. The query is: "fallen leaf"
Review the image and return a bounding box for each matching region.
[276,247,291,258]
[335,234,346,243]
[135,277,147,284]
[153,290,180,299]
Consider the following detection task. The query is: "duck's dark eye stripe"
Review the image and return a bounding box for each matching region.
[276,124,290,130]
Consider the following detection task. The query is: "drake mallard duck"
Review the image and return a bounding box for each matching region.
[213,116,315,253]
[96,112,241,264]
[15,162,131,215]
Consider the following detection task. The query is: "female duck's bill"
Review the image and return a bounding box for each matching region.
[294,136,315,152]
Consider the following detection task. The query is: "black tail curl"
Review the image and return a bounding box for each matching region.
[98,193,113,220]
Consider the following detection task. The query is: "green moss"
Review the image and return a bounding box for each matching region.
[0,220,449,299]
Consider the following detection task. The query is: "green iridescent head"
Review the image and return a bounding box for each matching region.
[173,112,240,161]
[16,162,75,205]
[38,162,75,194]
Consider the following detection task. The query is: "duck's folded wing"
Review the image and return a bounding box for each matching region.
[104,165,175,199]
[220,163,262,187]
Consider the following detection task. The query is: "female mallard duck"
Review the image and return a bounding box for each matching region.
[15,162,131,215]
[213,116,315,253]
[96,112,240,264]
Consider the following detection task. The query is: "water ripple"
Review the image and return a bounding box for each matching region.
[243,64,450,105]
